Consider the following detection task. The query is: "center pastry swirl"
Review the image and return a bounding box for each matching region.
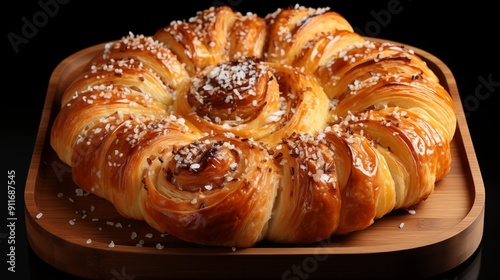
[187,58,275,124]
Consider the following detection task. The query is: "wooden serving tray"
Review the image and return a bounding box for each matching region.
[25,38,485,280]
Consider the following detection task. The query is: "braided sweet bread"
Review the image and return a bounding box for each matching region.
[50,5,457,248]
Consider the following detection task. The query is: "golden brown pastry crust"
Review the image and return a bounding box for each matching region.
[50,5,457,248]
[143,135,279,247]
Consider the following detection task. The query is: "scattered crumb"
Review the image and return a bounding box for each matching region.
[75,188,84,196]
[131,232,138,240]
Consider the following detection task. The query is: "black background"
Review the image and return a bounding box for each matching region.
[3,0,499,279]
